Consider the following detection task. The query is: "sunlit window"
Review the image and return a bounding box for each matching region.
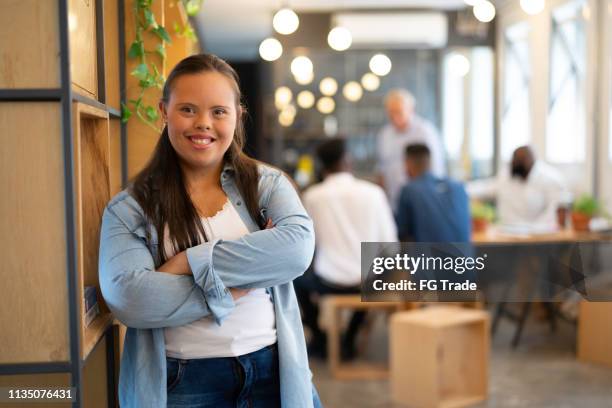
[546,0,587,164]
[442,52,465,163]
[501,21,531,161]
[469,47,494,177]
[442,48,494,179]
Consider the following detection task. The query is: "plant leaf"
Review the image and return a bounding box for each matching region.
[127,40,144,59]
[184,25,196,41]
[137,0,153,10]
[120,102,132,123]
[143,8,157,29]
[145,105,159,122]
[131,63,149,80]
[152,26,171,43]
[183,0,202,17]
[155,44,166,59]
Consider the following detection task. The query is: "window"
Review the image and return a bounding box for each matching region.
[501,21,531,161]
[442,51,465,164]
[546,0,587,163]
[442,47,494,179]
[469,47,494,177]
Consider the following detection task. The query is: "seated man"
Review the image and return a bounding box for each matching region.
[396,144,471,242]
[295,138,397,359]
[467,145,571,230]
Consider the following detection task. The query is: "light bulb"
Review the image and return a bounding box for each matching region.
[369,54,392,76]
[343,81,363,102]
[327,27,352,51]
[273,8,299,35]
[282,104,296,118]
[319,77,338,96]
[297,91,315,109]
[447,53,471,77]
[274,86,292,110]
[259,38,283,61]
[361,73,380,91]
[291,56,313,78]
[520,0,545,15]
[316,97,335,114]
[278,110,295,127]
[474,1,496,23]
[294,71,314,85]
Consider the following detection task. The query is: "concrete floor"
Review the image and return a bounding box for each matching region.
[311,307,612,408]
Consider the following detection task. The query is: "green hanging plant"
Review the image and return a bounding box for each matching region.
[122,0,169,131]
[123,0,203,130]
[181,0,204,16]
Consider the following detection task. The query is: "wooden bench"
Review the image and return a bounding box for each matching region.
[321,294,407,380]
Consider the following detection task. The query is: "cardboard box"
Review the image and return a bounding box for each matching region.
[578,301,612,367]
[390,306,489,408]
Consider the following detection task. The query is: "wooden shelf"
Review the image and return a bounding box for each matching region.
[72,101,112,360]
[82,312,113,361]
[109,118,123,195]
[69,0,98,99]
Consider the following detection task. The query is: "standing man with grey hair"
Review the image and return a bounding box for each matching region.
[376,89,446,210]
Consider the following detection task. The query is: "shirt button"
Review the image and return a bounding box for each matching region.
[236,201,242,206]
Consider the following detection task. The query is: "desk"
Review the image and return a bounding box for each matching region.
[473,227,609,243]
[472,227,610,347]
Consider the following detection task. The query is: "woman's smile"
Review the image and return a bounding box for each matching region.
[187,133,216,149]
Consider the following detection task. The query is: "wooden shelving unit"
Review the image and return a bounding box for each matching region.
[0,1,125,406]
[1,1,200,405]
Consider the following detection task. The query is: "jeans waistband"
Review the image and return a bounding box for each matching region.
[166,343,277,363]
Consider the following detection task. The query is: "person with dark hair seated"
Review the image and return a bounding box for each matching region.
[396,144,471,242]
[295,138,397,360]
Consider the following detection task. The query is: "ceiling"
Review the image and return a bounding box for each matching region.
[193,0,470,61]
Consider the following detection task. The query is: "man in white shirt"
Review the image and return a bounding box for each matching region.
[296,138,397,360]
[377,89,446,210]
[468,146,571,229]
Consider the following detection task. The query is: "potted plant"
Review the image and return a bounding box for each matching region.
[571,194,600,232]
[470,201,495,233]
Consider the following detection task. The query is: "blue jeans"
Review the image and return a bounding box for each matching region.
[166,344,323,407]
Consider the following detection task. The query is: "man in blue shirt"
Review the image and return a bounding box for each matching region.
[396,144,471,242]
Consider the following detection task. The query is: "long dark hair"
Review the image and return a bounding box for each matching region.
[130,54,262,265]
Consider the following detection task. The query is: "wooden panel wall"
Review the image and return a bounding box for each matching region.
[0,0,60,89]
[0,103,69,363]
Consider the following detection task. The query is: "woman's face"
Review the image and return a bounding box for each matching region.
[160,71,238,174]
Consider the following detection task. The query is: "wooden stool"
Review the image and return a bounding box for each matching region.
[578,301,612,367]
[321,294,406,380]
[390,306,489,408]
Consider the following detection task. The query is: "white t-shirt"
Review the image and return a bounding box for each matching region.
[467,160,571,228]
[302,173,398,287]
[163,200,277,359]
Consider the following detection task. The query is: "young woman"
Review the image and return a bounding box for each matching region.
[99,54,321,407]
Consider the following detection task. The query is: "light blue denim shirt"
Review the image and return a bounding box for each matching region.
[99,163,316,407]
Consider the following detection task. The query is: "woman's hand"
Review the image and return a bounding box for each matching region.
[157,252,192,275]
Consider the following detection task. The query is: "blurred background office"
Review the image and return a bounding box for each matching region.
[3,0,612,407]
[195,0,612,223]
[191,0,612,406]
